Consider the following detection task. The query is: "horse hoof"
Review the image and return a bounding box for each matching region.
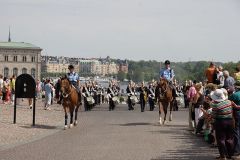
[169,114,173,121]
[69,124,73,128]
[163,120,166,125]
[64,125,68,130]
[74,121,78,126]
[159,118,162,125]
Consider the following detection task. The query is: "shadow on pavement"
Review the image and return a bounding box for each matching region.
[20,124,58,130]
[151,126,217,160]
[119,122,153,126]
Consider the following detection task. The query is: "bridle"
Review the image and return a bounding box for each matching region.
[159,80,168,94]
[61,80,72,98]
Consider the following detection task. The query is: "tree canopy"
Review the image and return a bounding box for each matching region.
[126,60,240,83]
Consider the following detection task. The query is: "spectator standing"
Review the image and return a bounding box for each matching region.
[213,66,224,87]
[3,78,10,104]
[229,81,240,158]
[205,62,216,84]
[188,80,197,129]
[0,74,3,103]
[36,79,42,99]
[210,89,239,160]
[223,70,235,92]
[10,75,16,105]
[183,80,190,108]
[234,66,240,82]
[55,78,61,104]
[192,83,204,128]
[44,79,53,110]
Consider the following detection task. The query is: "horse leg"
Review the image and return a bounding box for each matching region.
[169,101,173,121]
[162,102,168,125]
[64,112,68,130]
[74,106,79,126]
[69,109,74,128]
[158,102,163,125]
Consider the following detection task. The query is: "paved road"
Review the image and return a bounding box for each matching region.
[0,104,217,160]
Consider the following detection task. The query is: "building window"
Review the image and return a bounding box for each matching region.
[4,67,9,78]
[4,56,8,61]
[31,68,36,78]
[13,68,18,76]
[13,56,18,62]
[22,56,27,62]
[22,68,27,74]
[31,56,35,62]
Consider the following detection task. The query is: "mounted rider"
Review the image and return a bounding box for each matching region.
[159,60,177,97]
[66,64,81,94]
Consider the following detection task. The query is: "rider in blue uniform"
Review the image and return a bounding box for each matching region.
[160,60,177,97]
[67,64,80,93]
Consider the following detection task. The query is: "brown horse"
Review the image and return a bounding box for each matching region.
[155,78,174,125]
[61,78,81,129]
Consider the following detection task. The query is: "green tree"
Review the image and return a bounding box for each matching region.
[117,71,127,81]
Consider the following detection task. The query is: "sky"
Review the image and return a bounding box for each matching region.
[0,0,240,62]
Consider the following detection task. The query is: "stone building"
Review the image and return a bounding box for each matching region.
[118,59,128,73]
[79,59,101,75]
[41,56,79,74]
[0,42,42,79]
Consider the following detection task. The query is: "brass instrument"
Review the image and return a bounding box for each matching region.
[143,90,148,102]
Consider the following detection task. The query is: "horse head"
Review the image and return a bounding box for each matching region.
[61,77,71,98]
[157,78,172,102]
[158,78,168,91]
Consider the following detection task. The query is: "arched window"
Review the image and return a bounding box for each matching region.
[31,68,36,78]
[22,68,27,74]
[22,56,27,62]
[31,56,35,62]
[13,68,18,76]
[4,67,9,78]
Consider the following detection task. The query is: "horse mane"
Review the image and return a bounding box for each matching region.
[61,75,68,80]
[61,76,71,84]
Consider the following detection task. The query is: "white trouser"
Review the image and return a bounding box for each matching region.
[195,107,203,126]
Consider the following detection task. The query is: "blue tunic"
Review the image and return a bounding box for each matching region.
[67,72,79,84]
[159,68,175,82]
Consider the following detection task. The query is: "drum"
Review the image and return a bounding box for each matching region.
[130,96,138,104]
[87,96,95,105]
[112,96,120,104]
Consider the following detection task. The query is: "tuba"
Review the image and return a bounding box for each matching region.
[144,90,148,102]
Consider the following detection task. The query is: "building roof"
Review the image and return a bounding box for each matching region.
[0,42,42,50]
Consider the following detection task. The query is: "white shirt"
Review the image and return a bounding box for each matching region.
[0,78,3,90]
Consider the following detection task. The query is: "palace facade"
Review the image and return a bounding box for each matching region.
[0,42,42,79]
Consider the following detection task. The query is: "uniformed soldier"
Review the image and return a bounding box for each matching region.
[66,65,80,93]
[159,60,177,97]
[138,82,146,112]
[65,65,82,106]
[126,82,134,110]
[107,82,116,111]
[82,83,90,111]
[148,83,155,111]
